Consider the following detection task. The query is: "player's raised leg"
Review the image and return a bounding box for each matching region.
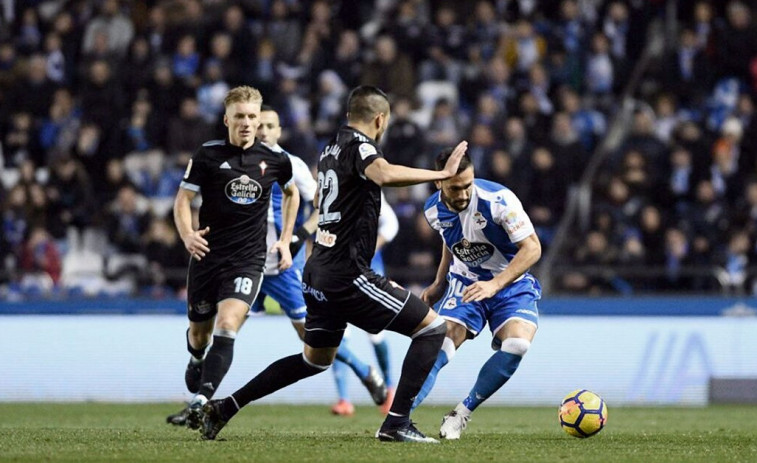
[376,297,447,443]
[440,319,536,439]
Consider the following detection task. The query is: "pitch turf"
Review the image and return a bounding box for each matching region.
[0,403,755,463]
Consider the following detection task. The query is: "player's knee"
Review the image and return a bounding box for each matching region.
[412,315,447,340]
[441,336,456,361]
[500,337,531,357]
[301,352,331,375]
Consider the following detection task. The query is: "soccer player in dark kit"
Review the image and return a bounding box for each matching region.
[200,86,468,443]
[167,85,299,428]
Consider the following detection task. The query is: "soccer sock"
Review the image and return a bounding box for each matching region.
[372,339,393,387]
[332,360,350,401]
[335,340,370,380]
[186,328,208,362]
[411,337,456,410]
[461,350,522,411]
[384,318,446,427]
[224,353,327,419]
[197,332,235,399]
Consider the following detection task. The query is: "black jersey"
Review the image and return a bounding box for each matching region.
[308,126,382,276]
[181,138,293,270]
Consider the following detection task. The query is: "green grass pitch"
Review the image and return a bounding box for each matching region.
[0,403,755,462]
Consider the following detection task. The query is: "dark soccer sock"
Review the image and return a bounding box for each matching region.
[186,328,208,361]
[372,339,393,387]
[387,319,446,422]
[229,353,327,413]
[197,334,235,398]
[335,340,370,379]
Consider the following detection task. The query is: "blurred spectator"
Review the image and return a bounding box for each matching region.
[46,156,94,237]
[425,98,465,156]
[264,0,302,64]
[662,27,711,106]
[330,29,362,88]
[104,184,151,255]
[382,96,425,167]
[312,70,347,143]
[520,146,568,248]
[419,6,465,84]
[171,34,200,83]
[39,88,81,156]
[6,54,58,120]
[196,59,229,125]
[2,111,43,167]
[18,226,62,295]
[143,217,188,295]
[499,19,547,75]
[81,0,134,58]
[361,34,415,99]
[715,1,757,81]
[166,97,212,156]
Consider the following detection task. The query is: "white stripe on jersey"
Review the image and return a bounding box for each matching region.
[353,275,402,313]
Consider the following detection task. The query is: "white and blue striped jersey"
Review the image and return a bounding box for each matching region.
[424,179,535,282]
[263,143,317,275]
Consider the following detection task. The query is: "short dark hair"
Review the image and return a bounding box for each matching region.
[435,147,472,174]
[347,86,390,123]
[260,104,276,113]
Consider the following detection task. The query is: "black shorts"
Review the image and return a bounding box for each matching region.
[302,267,430,348]
[187,261,264,322]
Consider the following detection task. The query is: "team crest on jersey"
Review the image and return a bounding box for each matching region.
[443,298,457,309]
[472,211,487,229]
[194,300,213,314]
[259,160,268,175]
[225,174,262,205]
[451,239,495,267]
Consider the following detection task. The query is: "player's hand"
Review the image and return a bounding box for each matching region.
[184,226,210,261]
[420,281,446,306]
[271,240,292,271]
[440,140,468,178]
[462,280,499,303]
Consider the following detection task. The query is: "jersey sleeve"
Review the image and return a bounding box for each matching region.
[179,147,208,193]
[353,141,382,177]
[289,155,317,201]
[492,189,535,243]
[276,154,294,189]
[378,193,399,242]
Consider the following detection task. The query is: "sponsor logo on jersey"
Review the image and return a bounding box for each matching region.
[439,221,454,228]
[225,175,263,205]
[451,239,495,267]
[315,227,337,247]
[302,282,327,302]
[219,161,231,169]
[472,211,487,229]
[259,160,268,175]
[183,159,193,179]
[504,211,526,234]
[358,142,377,160]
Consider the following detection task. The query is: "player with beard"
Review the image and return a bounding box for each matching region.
[200,86,468,443]
[411,147,542,439]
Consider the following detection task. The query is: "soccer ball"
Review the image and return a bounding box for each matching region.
[558,389,608,438]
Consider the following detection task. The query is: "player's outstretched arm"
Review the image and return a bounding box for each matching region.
[364,140,468,187]
[421,243,452,305]
[174,187,210,261]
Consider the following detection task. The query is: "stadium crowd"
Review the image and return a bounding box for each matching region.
[1,0,757,299]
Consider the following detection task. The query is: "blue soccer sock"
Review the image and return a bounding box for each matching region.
[335,339,370,380]
[461,350,522,411]
[372,338,393,387]
[331,359,350,401]
[410,336,456,410]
